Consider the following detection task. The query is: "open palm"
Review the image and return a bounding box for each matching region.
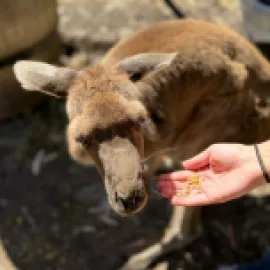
[157,143,265,206]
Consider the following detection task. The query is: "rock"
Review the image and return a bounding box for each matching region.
[57,0,174,51]
[0,0,60,122]
[171,0,245,34]
[57,0,247,66]
[57,0,245,55]
[0,31,61,122]
[0,0,57,60]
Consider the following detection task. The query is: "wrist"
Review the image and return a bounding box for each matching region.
[241,144,267,186]
[256,141,270,182]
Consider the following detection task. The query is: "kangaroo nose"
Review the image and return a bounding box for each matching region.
[116,190,146,212]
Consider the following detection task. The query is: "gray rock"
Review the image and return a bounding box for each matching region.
[172,0,244,34]
[57,0,245,54]
[57,0,174,51]
[57,0,247,67]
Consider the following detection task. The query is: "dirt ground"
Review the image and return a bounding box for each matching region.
[2,1,270,269]
[0,99,269,270]
[1,99,270,270]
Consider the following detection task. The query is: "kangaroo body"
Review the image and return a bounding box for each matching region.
[13,19,270,269]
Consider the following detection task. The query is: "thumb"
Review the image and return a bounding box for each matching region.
[182,146,211,170]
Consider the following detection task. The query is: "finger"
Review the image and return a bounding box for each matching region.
[157,180,172,189]
[157,170,194,182]
[158,187,175,198]
[157,178,188,191]
[157,178,187,200]
[157,179,174,190]
[182,147,211,170]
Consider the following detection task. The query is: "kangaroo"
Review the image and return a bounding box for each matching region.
[13,19,270,269]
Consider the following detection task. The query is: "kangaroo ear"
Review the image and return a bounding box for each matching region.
[13,60,78,98]
[114,52,178,81]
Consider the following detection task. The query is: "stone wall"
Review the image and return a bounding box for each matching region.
[57,0,245,65]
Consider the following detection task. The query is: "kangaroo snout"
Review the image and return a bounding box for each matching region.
[114,188,148,215]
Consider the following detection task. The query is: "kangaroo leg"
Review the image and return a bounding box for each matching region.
[248,183,270,197]
[121,206,201,270]
[0,239,17,270]
[121,153,201,270]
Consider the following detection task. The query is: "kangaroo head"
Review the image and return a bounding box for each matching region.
[13,52,177,215]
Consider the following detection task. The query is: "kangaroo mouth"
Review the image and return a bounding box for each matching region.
[98,127,147,216]
[131,125,144,161]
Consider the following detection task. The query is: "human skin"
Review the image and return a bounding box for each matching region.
[157,141,270,206]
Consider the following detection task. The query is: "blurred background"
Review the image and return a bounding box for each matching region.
[0,0,270,269]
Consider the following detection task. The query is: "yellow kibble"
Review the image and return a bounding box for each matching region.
[185,184,191,195]
[175,191,185,197]
[175,174,201,198]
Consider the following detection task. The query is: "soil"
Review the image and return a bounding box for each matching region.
[1,1,270,269]
[1,100,270,270]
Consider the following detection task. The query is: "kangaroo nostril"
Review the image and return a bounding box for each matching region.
[115,190,145,212]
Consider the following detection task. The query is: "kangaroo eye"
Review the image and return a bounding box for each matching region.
[151,110,165,125]
[130,72,143,82]
[75,135,93,147]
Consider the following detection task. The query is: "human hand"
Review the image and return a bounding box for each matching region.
[157,143,266,206]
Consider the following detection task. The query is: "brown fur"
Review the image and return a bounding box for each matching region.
[13,18,270,233]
